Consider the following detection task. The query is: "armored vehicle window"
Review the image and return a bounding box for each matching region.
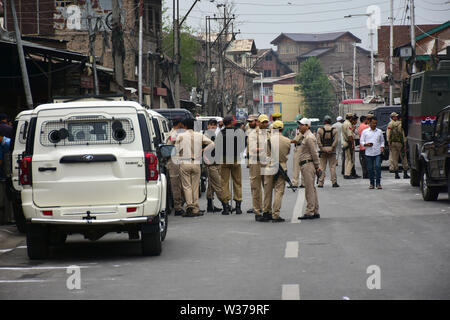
[434,113,443,138]
[443,112,450,137]
[430,76,450,91]
[411,76,423,103]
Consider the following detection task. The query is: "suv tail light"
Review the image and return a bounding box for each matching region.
[19,156,32,186]
[145,152,158,181]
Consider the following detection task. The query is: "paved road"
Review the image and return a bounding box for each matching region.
[1,152,449,300]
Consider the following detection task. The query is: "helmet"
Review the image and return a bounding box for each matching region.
[323,115,332,123]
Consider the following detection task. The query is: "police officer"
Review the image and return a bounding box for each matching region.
[219,115,245,215]
[204,119,226,213]
[387,112,410,179]
[166,118,185,216]
[292,114,305,188]
[262,120,291,223]
[175,118,215,217]
[342,113,357,179]
[247,114,266,220]
[293,118,321,219]
[317,115,339,188]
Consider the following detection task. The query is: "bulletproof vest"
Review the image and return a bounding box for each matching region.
[320,127,335,147]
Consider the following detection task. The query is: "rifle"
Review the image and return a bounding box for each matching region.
[316,169,323,185]
[274,164,296,192]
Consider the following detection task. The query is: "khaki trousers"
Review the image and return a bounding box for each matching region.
[180,163,201,213]
[301,162,319,215]
[344,147,354,176]
[292,146,304,186]
[206,164,225,202]
[249,163,263,215]
[319,153,337,185]
[167,160,183,211]
[220,164,242,202]
[389,142,409,171]
[263,174,285,218]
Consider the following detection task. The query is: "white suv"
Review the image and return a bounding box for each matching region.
[19,100,170,259]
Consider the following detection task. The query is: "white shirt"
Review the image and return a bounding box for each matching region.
[360,127,385,157]
[332,122,343,148]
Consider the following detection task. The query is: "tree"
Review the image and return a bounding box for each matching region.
[161,2,200,89]
[296,57,335,119]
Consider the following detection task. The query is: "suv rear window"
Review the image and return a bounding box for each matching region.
[40,117,135,146]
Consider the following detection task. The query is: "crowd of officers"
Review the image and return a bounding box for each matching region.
[163,110,409,221]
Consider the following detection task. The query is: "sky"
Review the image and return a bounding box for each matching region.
[164,0,450,52]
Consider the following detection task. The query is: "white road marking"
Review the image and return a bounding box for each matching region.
[282,284,300,300]
[291,188,306,223]
[284,241,299,258]
[0,249,13,254]
[0,279,51,283]
[0,266,95,271]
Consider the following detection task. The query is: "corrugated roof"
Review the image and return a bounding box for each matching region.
[271,32,361,45]
[227,39,257,54]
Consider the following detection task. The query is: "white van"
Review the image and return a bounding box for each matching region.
[20,100,171,259]
[6,110,33,233]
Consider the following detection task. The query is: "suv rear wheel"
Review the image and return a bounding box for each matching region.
[141,216,163,256]
[420,166,439,201]
[26,225,49,260]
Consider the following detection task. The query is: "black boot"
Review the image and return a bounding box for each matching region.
[395,171,401,179]
[221,202,230,215]
[403,170,410,179]
[235,201,242,214]
[207,198,222,213]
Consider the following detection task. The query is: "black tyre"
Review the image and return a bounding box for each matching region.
[410,168,420,187]
[141,219,162,256]
[420,166,439,201]
[12,200,26,233]
[26,225,49,260]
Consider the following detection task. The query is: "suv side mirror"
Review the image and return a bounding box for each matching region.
[159,144,175,159]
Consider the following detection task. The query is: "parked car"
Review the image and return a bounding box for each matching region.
[6,110,33,233]
[419,105,450,202]
[154,108,195,127]
[19,100,171,259]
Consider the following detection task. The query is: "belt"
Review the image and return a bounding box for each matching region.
[300,159,314,166]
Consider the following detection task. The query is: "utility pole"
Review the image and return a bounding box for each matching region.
[10,0,33,109]
[389,0,394,105]
[353,43,356,99]
[86,0,99,95]
[172,0,201,108]
[410,0,416,73]
[111,0,124,89]
[138,0,143,104]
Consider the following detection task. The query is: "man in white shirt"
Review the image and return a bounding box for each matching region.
[360,117,385,189]
[332,116,344,172]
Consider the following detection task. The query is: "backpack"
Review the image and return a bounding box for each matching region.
[320,127,335,147]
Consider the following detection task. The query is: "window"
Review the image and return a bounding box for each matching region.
[264,70,272,77]
[337,42,346,53]
[434,113,443,138]
[40,118,135,146]
[276,69,280,77]
[265,54,272,61]
[233,54,243,64]
[410,76,423,103]
[430,76,450,91]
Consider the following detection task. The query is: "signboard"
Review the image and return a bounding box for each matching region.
[400,47,413,58]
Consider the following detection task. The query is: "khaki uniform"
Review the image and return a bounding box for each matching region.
[248,126,265,215]
[317,124,338,186]
[341,119,355,176]
[293,129,320,215]
[387,120,409,171]
[166,128,183,211]
[263,132,291,219]
[175,129,214,213]
[292,128,305,187]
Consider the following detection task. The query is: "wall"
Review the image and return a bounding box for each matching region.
[273,84,304,122]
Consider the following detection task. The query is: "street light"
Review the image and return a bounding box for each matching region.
[345,12,376,97]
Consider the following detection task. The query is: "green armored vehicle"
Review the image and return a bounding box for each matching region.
[402,60,450,186]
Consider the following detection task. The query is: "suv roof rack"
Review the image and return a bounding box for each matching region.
[52,94,127,103]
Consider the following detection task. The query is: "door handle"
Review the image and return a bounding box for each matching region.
[38,167,57,172]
